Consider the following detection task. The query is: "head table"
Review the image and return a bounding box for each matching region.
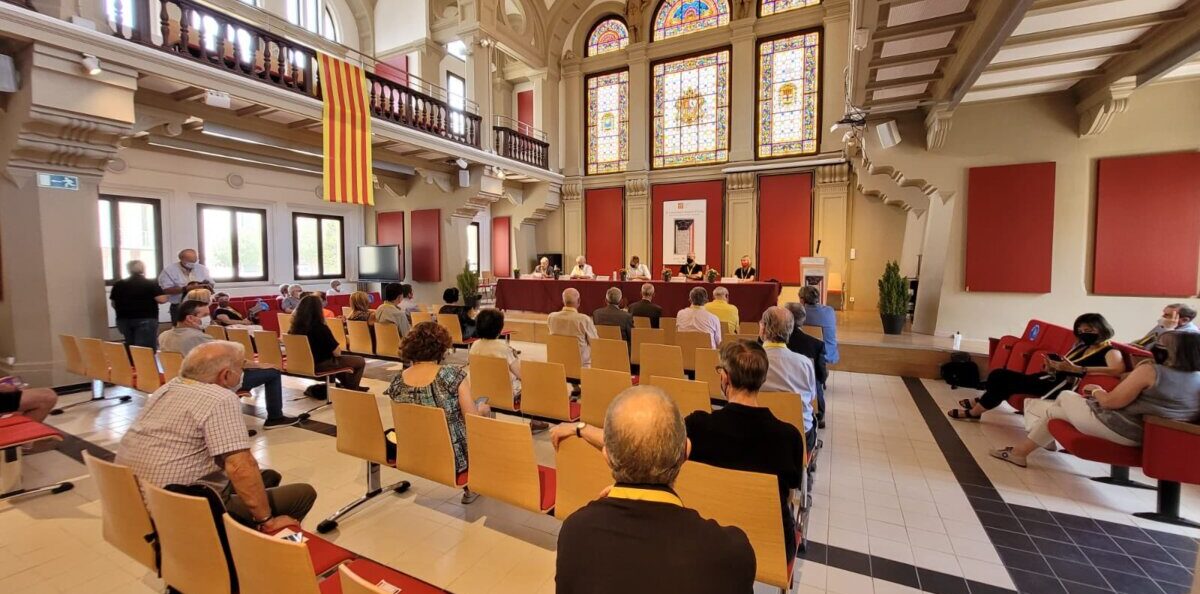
[493,278,781,321]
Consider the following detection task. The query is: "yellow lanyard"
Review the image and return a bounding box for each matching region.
[606,486,683,507]
[1064,341,1111,364]
[763,342,786,349]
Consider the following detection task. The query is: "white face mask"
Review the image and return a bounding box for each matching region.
[198,315,211,329]
[1161,317,1178,329]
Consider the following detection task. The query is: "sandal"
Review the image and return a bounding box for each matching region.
[947,408,981,422]
[958,398,979,410]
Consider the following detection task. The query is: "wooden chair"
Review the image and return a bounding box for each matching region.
[739,321,761,335]
[60,335,86,376]
[675,462,792,590]
[547,334,583,381]
[222,514,322,594]
[205,325,228,340]
[639,343,684,380]
[339,565,385,594]
[580,368,632,427]
[326,318,348,350]
[590,338,631,374]
[632,316,651,329]
[759,391,812,497]
[277,312,293,332]
[464,415,555,513]
[721,333,760,348]
[225,328,257,363]
[675,331,711,372]
[694,348,723,399]
[804,324,824,340]
[554,437,612,520]
[253,331,284,370]
[630,328,665,366]
[411,311,434,326]
[317,387,410,534]
[595,324,623,341]
[280,334,351,417]
[337,563,435,594]
[520,360,579,422]
[390,402,467,490]
[78,337,110,382]
[661,316,677,345]
[160,351,184,382]
[374,323,402,359]
[143,483,232,594]
[342,306,353,318]
[437,313,470,347]
[82,453,157,571]
[346,320,374,355]
[101,341,136,389]
[647,376,711,417]
[468,355,519,412]
[129,346,163,393]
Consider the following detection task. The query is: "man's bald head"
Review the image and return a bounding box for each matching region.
[180,341,245,385]
[603,386,687,486]
[563,287,581,308]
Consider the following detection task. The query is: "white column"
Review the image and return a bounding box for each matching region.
[560,53,583,177]
[626,43,650,173]
[728,19,756,163]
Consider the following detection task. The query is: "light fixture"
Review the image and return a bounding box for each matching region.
[829,113,866,133]
[455,158,469,169]
[81,53,102,76]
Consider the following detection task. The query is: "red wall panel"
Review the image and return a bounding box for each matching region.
[966,162,1056,293]
[584,188,625,277]
[1094,152,1200,296]
[376,211,406,281]
[517,90,534,133]
[757,173,813,283]
[380,54,408,86]
[411,209,441,283]
[650,180,724,274]
[492,216,512,277]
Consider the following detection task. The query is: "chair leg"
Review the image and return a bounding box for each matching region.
[50,380,133,415]
[1133,481,1200,528]
[316,461,411,533]
[0,446,74,501]
[1090,465,1155,490]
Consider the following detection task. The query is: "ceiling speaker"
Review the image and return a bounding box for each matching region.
[458,169,470,188]
[876,120,901,149]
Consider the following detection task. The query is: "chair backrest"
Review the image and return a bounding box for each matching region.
[468,355,518,412]
[674,461,789,588]
[205,325,228,340]
[102,341,135,388]
[590,338,631,374]
[60,334,86,375]
[252,331,283,369]
[225,328,257,362]
[222,514,320,594]
[326,318,348,350]
[694,348,723,399]
[630,328,665,365]
[632,316,651,329]
[82,452,158,571]
[374,323,402,359]
[390,402,459,487]
[143,483,233,594]
[554,437,613,520]
[739,321,760,336]
[661,316,677,345]
[647,376,711,417]
[346,320,373,355]
[546,334,583,380]
[78,337,110,381]
[639,343,685,380]
[330,387,389,465]
[339,564,392,594]
[160,351,184,382]
[130,346,162,393]
[721,333,760,348]
[281,334,317,376]
[464,414,548,512]
[580,368,632,427]
[758,391,807,463]
[277,313,293,332]
[342,306,353,318]
[438,313,466,344]
[520,360,575,421]
[675,331,710,372]
[411,311,434,326]
[595,324,623,341]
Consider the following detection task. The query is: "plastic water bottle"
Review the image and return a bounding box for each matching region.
[952,331,963,351]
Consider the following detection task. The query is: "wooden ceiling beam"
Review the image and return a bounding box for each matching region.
[984,44,1139,73]
[868,46,957,70]
[873,11,976,43]
[170,87,207,101]
[1005,9,1188,49]
[866,72,944,90]
[972,69,1099,93]
[236,104,276,117]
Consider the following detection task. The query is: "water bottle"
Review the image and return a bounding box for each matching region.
[952,331,963,351]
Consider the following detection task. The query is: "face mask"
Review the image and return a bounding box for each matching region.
[181,261,194,271]
[198,315,211,329]
[225,369,244,392]
[686,258,694,264]
[1160,317,1178,329]
[1152,346,1169,364]
[1077,332,1100,345]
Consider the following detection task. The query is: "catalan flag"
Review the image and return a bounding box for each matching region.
[319,53,374,206]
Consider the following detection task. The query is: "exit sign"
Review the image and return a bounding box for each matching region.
[37,173,79,190]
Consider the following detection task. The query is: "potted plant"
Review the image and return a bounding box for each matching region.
[512,267,520,278]
[705,268,721,283]
[457,262,481,309]
[877,260,910,335]
[661,268,673,282]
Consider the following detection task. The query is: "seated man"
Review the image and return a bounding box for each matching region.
[281,284,304,314]
[548,288,599,366]
[785,303,827,428]
[117,342,316,529]
[0,378,57,422]
[569,255,595,280]
[733,255,756,281]
[374,282,412,336]
[1134,303,1199,348]
[676,287,722,348]
[759,306,817,453]
[680,252,704,280]
[592,287,634,342]
[800,285,839,365]
[704,286,739,334]
[627,255,651,281]
[531,257,554,278]
[627,283,663,329]
[160,300,298,429]
[554,386,756,594]
[213,292,263,327]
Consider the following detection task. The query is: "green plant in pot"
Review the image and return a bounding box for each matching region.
[457,262,481,309]
[877,260,909,335]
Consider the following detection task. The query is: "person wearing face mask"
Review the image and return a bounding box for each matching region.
[117,341,316,530]
[680,252,704,280]
[627,255,651,281]
[949,313,1125,422]
[990,331,1200,468]
[159,300,298,429]
[159,248,214,320]
[1133,303,1199,349]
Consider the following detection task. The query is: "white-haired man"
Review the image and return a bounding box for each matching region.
[628,283,663,328]
[549,287,599,366]
[532,257,553,278]
[159,248,213,320]
[704,286,740,335]
[593,287,634,342]
[111,259,168,349]
[570,255,596,280]
[676,286,722,348]
[760,306,818,452]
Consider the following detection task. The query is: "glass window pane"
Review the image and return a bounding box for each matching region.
[652,49,730,168]
[295,216,320,277]
[99,200,114,281]
[760,0,820,17]
[117,201,158,278]
[303,0,318,32]
[105,0,134,29]
[587,18,630,56]
[466,224,479,274]
[236,211,264,278]
[321,218,343,275]
[757,31,821,158]
[202,208,235,280]
[587,70,629,175]
[653,0,730,41]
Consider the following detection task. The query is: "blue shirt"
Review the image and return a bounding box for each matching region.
[804,304,839,364]
[761,342,816,432]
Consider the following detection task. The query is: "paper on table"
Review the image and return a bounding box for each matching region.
[274,528,307,543]
[374,579,402,593]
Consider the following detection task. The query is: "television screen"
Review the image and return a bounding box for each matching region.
[359,245,403,281]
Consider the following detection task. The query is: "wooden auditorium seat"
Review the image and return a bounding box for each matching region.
[468,355,520,413]
[579,368,632,427]
[129,346,164,393]
[464,414,556,513]
[694,348,723,400]
[646,376,711,417]
[225,328,258,363]
[546,335,584,382]
[630,327,665,366]
[0,416,73,502]
[639,343,684,380]
[390,402,467,491]
[590,338,631,375]
[82,452,157,571]
[553,436,612,521]
[520,360,579,422]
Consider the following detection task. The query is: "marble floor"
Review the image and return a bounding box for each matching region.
[1,341,1195,594]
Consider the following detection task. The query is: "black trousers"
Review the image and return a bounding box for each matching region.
[978,369,1061,410]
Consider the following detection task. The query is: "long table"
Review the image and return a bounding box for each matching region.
[494,278,781,320]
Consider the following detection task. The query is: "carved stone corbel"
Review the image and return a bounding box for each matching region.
[624,176,648,199]
[9,106,131,174]
[924,103,953,151]
[1077,76,1136,138]
[815,162,850,186]
[726,171,756,192]
[561,180,582,201]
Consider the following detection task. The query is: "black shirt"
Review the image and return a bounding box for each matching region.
[686,402,804,555]
[627,299,662,328]
[556,485,756,594]
[439,305,476,339]
[787,329,828,386]
[680,261,703,277]
[734,266,757,279]
[109,274,164,320]
[303,324,340,363]
[214,306,245,325]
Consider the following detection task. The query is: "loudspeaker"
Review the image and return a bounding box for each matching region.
[0,55,19,93]
[458,169,470,187]
[876,120,901,148]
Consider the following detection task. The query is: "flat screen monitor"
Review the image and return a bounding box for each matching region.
[359,245,403,281]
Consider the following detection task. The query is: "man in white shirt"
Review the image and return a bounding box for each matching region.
[548,288,599,366]
[676,287,722,348]
[627,256,651,280]
[570,255,596,279]
[159,248,213,318]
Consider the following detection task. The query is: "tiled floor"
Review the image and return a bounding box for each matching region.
[1,343,1196,594]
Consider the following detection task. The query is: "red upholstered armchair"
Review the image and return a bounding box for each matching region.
[1002,323,1083,413]
[988,319,1072,372]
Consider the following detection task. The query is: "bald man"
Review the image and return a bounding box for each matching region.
[159,248,213,319]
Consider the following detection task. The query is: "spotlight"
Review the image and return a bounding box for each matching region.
[81,54,102,76]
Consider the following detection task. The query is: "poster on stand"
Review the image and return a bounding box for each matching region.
[662,199,707,265]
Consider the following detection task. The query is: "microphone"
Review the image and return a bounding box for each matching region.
[815,240,822,254]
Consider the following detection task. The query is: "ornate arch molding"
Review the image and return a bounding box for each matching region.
[485,0,550,63]
[341,0,376,54]
[569,2,633,56]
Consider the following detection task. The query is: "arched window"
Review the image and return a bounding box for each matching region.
[586,69,630,174]
[288,0,339,42]
[586,17,630,56]
[651,48,730,168]
[322,6,340,42]
[652,0,729,42]
[756,30,820,158]
[759,0,820,17]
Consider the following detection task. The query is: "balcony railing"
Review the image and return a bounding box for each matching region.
[494,116,548,170]
[368,72,481,149]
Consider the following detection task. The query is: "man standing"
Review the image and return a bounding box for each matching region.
[548,288,599,366]
[680,252,704,280]
[159,249,213,319]
[627,256,651,280]
[374,283,412,336]
[570,256,596,279]
[676,287,722,348]
[627,283,663,329]
[704,286,740,334]
[593,287,634,342]
[117,342,315,528]
[734,255,756,280]
[1134,303,1199,348]
[759,307,817,452]
[554,386,756,594]
[800,285,839,365]
[111,260,167,349]
[784,303,827,428]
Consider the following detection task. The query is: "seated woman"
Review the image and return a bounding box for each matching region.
[212,292,263,327]
[347,291,374,324]
[949,313,1125,421]
[467,309,521,396]
[288,295,367,392]
[991,331,1200,467]
[438,287,477,340]
[385,322,491,503]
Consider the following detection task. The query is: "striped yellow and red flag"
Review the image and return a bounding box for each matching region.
[318,53,374,206]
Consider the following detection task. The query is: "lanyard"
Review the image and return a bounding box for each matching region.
[1064,341,1110,364]
[606,486,683,507]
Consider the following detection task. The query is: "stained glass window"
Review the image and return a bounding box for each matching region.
[652,0,730,41]
[652,49,730,168]
[757,31,820,159]
[587,70,630,175]
[759,0,820,17]
[587,18,630,56]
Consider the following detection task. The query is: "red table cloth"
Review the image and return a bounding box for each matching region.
[494,279,781,321]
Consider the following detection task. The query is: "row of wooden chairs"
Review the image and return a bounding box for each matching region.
[57,335,184,413]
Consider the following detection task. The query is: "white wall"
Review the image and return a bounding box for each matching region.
[375,0,429,56]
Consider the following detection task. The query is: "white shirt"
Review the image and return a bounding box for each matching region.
[158,261,212,304]
[676,305,722,348]
[570,264,595,279]
[628,263,652,279]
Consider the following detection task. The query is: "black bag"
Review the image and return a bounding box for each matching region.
[941,352,981,390]
[303,383,328,400]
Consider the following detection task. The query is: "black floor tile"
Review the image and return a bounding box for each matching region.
[797,540,827,564]
[870,556,920,589]
[1113,536,1170,562]
[1099,568,1166,594]
[1033,536,1090,564]
[970,496,1014,516]
[1011,505,1058,525]
[966,581,1018,594]
[963,484,1004,502]
[1060,581,1113,594]
[1054,512,1104,534]
[1163,546,1196,567]
[979,511,1025,532]
[996,545,1054,576]
[1155,579,1190,594]
[1147,531,1198,553]
[1046,557,1109,588]
[1097,521,1154,544]
[1069,528,1124,553]
[1022,518,1073,543]
[1009,569,1069,594]
[825,545,870,575]
[917,568,971,594]
[1079,548,1147,577]
[1133,557,1194,586]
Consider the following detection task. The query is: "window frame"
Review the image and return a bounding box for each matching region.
[100,195,163,287]
[584,67,631,175]
[649,45,733,170]
[651,0,730,42]
[322,5,340,42]
[196,203,270,282]
[758,0,821,18]
[466,222,481,274]
[585,15,631,57]
[754,28,823,160]
[292,212,346,280]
